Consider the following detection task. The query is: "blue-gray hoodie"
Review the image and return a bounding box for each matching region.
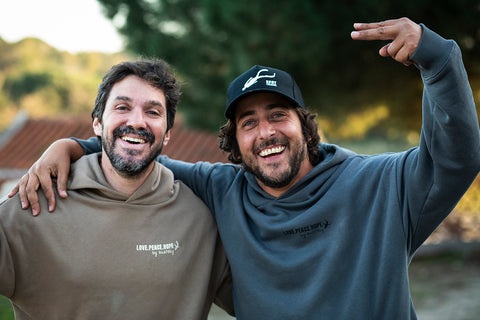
[79,25,480,319]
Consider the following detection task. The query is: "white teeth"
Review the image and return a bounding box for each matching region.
[121,136,146,144]
[259,146,285,157]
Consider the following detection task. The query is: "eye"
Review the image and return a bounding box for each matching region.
[272,111,287,120]
[147,110,161,117]
[115,104,129,111]
[241,119,256,129]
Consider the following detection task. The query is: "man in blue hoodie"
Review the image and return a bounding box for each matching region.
[10,18,480,319]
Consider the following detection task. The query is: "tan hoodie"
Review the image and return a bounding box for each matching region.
[0,154,233,319]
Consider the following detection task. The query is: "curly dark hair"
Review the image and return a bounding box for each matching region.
[92,58,180,131]
[218,107,323,165]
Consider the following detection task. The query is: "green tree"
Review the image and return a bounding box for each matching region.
[0,36,128,132]
[99,0,480,135]
[4,72,53,101]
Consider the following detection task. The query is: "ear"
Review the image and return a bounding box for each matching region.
[93,117,102,136]
[163,130,171,146]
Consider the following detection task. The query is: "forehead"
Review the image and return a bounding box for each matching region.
[234,92,294,117]
[108,75,166,107]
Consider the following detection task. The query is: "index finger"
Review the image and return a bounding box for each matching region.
[353,19,398,31]
[351,22,397,41]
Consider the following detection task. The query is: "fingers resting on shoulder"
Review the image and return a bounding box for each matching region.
[8,139,74,216]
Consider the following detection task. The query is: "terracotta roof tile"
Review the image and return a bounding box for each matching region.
[0,117,94,169]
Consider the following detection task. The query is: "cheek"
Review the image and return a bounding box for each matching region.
[237,136,260,160]
[235,133,251,153]
[283,122,303,139]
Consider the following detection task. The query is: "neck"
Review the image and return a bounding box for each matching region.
[257,159,314,198]
[100,152,154,196]
[258,183,293,198]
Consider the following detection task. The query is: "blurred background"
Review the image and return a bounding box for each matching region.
[0,0,479,319]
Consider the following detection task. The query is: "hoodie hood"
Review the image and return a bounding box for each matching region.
[69,153,177,205]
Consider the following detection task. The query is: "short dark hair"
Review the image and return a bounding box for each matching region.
[92,58,180,131]
[218,106,323,165]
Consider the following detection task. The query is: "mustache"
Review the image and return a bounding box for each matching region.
[113,126,155,144]
[254,138,287,153]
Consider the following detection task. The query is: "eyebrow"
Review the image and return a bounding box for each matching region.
[114,96,131,102]
[236,109,255,123]
[236,103,290,123]
[113,96,165,108]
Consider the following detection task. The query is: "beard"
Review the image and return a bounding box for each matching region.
[102,126,165,178]
[241,137,307,189]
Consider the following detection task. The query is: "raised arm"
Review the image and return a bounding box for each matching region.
[8,138,85,215]
[354,18,480,250]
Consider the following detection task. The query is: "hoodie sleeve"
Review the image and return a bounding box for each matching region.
[156,156,240,212]
[71,137,101,154]
[400,25,480,252]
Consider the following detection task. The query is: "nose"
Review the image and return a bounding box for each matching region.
[126,107,147,129]
[257,119,276,138]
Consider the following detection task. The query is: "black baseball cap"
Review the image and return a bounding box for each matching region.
[225,65,305,120]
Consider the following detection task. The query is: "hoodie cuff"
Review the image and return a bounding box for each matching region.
[410,24,456,76]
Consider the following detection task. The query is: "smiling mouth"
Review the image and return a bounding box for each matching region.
[258,145,286,157]
[113,126,154,145]
[121,136,146,144]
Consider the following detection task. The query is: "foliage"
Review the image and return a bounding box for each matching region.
[0,37,129,133]
[96,0,480,135]
[4,72,53,100]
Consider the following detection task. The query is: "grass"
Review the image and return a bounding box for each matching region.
[0,297,13,320]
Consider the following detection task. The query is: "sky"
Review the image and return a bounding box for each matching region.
[0,0,123,53]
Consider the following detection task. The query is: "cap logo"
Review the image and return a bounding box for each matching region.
[242,69,276,91]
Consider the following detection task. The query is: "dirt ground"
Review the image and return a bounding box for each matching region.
[208,244,480,320]
[408,247,480,320]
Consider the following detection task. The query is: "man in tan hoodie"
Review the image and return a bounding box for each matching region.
[0,59,233,319]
